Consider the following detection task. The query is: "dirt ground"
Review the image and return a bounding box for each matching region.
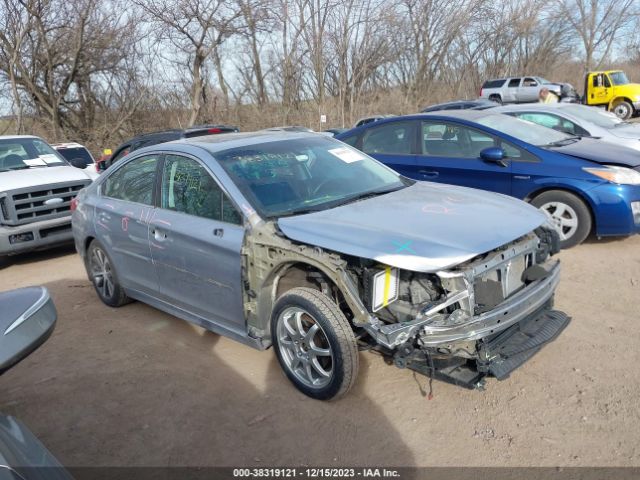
[0,235,639,468]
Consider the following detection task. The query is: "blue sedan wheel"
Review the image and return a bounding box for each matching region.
[531,191,592,248]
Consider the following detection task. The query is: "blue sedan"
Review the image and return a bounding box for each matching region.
[336,111,640,248]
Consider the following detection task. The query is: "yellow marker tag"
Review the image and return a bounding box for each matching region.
[383,266,391,307]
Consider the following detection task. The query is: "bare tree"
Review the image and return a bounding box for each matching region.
[558,0,637,72]
[135,0,242,126]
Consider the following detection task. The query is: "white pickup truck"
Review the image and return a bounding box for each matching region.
[0,135,92,262]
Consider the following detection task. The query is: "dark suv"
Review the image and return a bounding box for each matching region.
[97,124,239,171]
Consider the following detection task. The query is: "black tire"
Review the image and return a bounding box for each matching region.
[0,256,9,269]
[489,94,503,105]
[86,240,131,307]
[271,287,359,400]
[530,190,591,249]
[612,100,633,120]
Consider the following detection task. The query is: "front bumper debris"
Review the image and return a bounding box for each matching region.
[394,304,570,389]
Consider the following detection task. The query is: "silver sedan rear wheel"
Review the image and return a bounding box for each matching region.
[276,306,334,389]
[86,240,130,307]
[90,247,115,300]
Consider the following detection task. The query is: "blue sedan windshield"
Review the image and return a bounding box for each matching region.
[477,114,572,146]
[214,136,407,217]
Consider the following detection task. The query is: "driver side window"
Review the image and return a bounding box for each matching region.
[422,122,496,158]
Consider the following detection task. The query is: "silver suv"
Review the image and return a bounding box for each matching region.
[0,136,92,262]
[480,77,562,104]
[72,132,569,400]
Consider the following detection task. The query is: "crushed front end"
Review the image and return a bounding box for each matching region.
[352,228,570,388]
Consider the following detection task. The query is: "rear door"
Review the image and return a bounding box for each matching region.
[96,154,159,294]
[505,78,521,102]
[414,120,512,194]
[518,77,540,102]
[359,120,420,178]
[149,153,246,332]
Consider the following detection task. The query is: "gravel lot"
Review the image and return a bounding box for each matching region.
[0,235,639,467]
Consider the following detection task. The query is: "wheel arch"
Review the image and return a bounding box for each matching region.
[608,96,635,111]
[254,261,358,341]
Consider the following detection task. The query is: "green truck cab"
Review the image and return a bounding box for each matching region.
[584,70,640,120]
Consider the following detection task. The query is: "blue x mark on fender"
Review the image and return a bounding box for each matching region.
[392,240,416,254]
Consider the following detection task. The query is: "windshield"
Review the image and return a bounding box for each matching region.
[477,114,571,146]
[609,71,629,86]
[214,136,407,218]
[55,146,94,167]
[561,105,622,129]
[536,77,551,84]
[0,138,67,171]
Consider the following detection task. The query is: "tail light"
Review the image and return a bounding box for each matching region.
[207,128,222,134]
[479,88,483,97]
[70,197,79,211]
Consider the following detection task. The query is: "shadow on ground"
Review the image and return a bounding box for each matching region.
[0,277,415,468]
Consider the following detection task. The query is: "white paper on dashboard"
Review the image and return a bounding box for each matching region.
[328,147,365,163]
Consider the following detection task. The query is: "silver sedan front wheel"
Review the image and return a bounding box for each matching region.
[276,307,334,389]
[271,287,359,400]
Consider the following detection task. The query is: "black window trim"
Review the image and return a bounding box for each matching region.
[155,151,245,226]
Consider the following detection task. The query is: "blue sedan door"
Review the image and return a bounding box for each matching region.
[409,120,513,195]
[148,153,247,334]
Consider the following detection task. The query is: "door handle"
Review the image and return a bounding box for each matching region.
[213,228,224,237]
[419,170,439,178]
[152,228,167,241]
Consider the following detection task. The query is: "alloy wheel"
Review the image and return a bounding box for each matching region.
[276,306,334,389]
[539,201,578,241]
[90,247,115,300]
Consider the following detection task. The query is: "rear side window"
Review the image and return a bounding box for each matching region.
[482,79,506,89]
[103,155,158,205]
[362,121,415,154]
[508,78,520,88]
[161,154,241,225]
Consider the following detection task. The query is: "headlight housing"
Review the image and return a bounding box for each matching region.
[367,266,400,312]
[583,165,640,185]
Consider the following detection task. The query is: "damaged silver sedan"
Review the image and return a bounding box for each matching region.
[71,132,569,400]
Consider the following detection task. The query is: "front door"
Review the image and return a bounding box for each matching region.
[149,154,246,333]
[590,73,611,105]
[414,121,513,195]
[95,154,159,294]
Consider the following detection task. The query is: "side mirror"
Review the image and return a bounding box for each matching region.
[480,146,507,166]
[69,157,86,169]
[0,287,57,375]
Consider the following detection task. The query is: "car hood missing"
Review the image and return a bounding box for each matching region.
[278,182,546,272]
